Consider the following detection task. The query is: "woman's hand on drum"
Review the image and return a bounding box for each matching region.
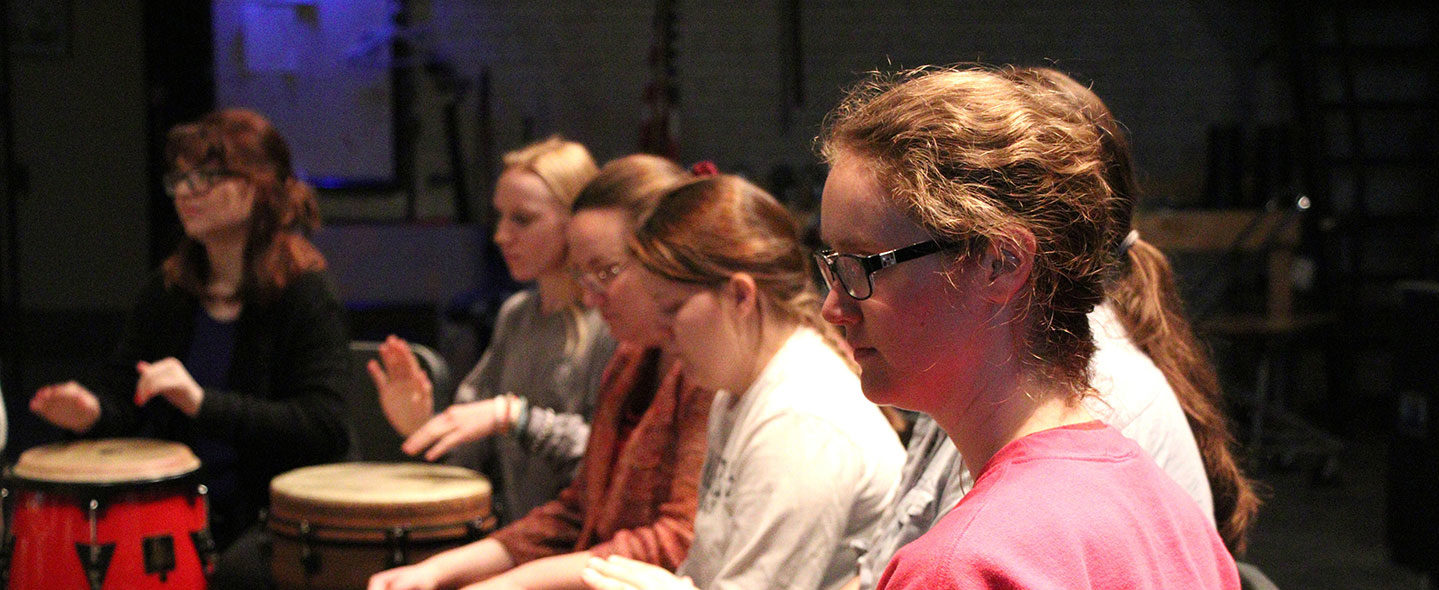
[134,358,204,416]
[29,381,101,433]
[581,556,699,590]
[368,562,444,590]
[367,335,435,436]
[402,397,510,462]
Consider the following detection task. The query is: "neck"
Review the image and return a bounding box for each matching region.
[535,271,577,314]
[724,319,797,401]
[203,235,247,296]
[929,354,1093,479]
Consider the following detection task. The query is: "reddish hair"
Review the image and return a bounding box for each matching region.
[162,108,325,302]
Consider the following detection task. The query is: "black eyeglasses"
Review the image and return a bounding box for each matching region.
[813,239,958,300]
[162,169,229,197]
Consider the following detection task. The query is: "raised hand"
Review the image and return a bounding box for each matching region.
[367,335,435,436]
[135,358,204,416]
[29,381,101,433]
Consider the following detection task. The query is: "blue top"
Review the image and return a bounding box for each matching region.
[184,309,241,536]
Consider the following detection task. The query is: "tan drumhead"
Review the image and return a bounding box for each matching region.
[269,463,491,537]
[12,438,201,484]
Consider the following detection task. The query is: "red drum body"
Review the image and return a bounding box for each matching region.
[267,463,492,590]
[3,439,213,590]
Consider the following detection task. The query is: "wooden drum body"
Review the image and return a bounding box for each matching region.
[266,463,493,590]
[2,439,214,590]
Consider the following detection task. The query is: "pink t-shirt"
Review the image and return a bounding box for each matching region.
[876,422,1239,590]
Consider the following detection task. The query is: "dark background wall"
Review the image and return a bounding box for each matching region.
[1,2,1435,585]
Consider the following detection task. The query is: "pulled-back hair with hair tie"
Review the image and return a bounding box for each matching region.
[821,65,1114,392]
[629,175,853,370]
[1004,66,1262,553]
[161,108,325,302]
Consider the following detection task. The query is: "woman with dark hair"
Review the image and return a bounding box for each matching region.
[369,154,710,590]
[808,66,1237,588]
[29,107,351,552]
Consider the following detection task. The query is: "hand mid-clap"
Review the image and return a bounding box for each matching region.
[31,357,205,433]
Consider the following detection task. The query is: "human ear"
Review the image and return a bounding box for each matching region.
[980,229,1035,304]
[726,273,760,318]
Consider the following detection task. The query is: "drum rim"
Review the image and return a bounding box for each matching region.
[10,438,203,484]
[3,467,205,494]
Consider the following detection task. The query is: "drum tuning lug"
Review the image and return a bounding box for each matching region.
[385,526,411,568]
[87,499,100,545]
[298,520,320,576]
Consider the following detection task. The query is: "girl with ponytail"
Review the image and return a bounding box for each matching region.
[1010,67,1261,552]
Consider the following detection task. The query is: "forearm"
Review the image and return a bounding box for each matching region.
[472,551,593,590]
[419,538,517,588]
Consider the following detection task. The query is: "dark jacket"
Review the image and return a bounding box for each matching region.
[89,269,352,541]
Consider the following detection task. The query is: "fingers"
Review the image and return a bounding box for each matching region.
[366,571,391,590]
[30,384,55,412]
[29,382,100,433]
[367,359,389,390]
[379,336,419,381]
[423,426,474,462]
[582,557,649,590]
[391,337,427,382]
[581,568,636,590]
[402,413,452,457]
[134,358,204,415]
[377,336,432,396]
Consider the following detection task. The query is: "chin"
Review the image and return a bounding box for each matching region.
[857,369,915,408]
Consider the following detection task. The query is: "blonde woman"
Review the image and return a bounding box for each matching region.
[368,137,615,525]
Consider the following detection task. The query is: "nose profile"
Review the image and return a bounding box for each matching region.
[820,286,857,326]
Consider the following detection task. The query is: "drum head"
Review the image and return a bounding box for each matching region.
[269,463,491,537]
[11,438,201,484]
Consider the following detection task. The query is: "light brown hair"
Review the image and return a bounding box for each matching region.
[629,175,851,368]
[821,66,1112,392]
[572,154,689,222]
[162,108,325,302]
[1007,66,1261,552]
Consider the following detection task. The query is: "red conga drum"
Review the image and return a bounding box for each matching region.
[3,438,213,590]
[266,462,493,590]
